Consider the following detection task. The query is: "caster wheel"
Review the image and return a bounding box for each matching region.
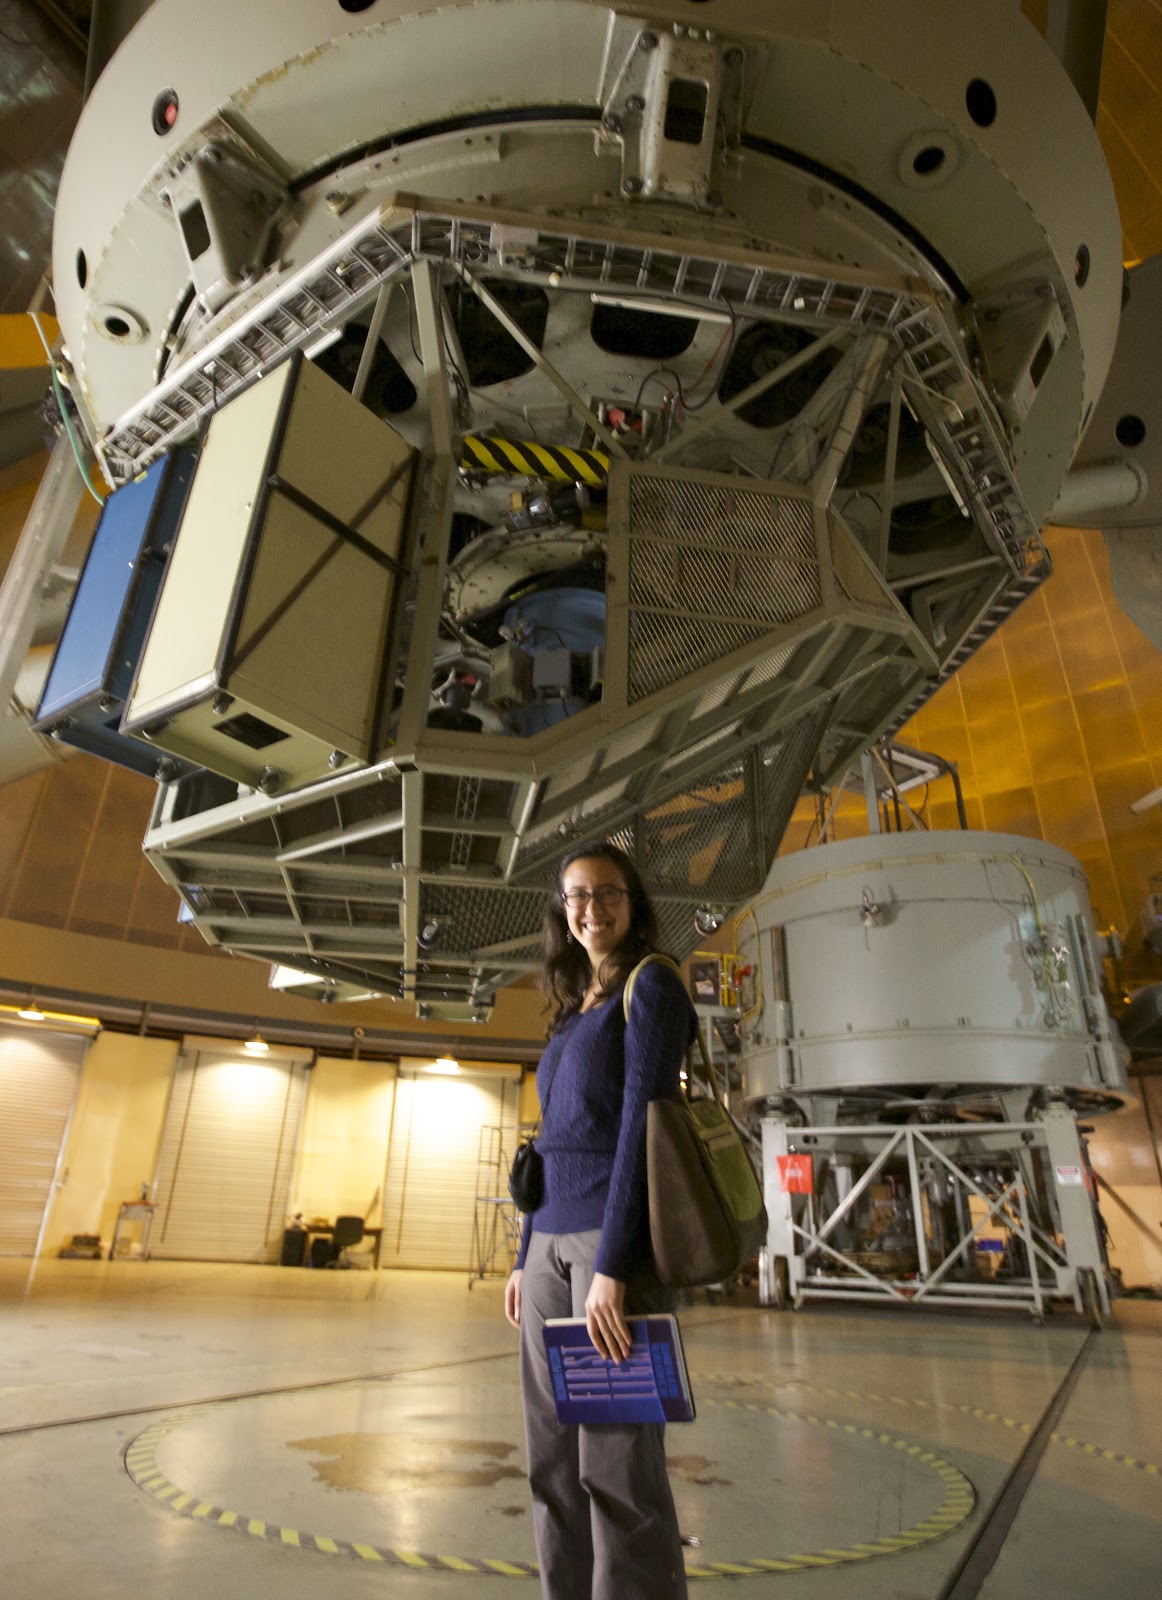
[1078,1268,1103,1329]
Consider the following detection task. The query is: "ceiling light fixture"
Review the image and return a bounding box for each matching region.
[17,997,45,1022]
[429,1056,460,1074]
[243,1032,270,1055]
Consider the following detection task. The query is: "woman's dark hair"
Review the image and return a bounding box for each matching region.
[541,839,661,1033]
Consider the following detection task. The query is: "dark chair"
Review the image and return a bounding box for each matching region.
[324,1214,364,1268]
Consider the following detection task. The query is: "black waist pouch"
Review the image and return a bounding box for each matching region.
[508,1140,545,1213]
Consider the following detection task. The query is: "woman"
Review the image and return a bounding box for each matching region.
[504,839,694,1600]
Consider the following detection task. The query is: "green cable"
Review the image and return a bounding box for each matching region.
[49,365,106,506]
[27,311,106,506]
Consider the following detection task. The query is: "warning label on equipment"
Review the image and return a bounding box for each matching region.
[1054,1164,1084,1185]
[777,1154,815,1193]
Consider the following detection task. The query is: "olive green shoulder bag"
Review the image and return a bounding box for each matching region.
[624,954,768,1288]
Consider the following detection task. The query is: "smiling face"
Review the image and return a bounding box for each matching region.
[560,855,633,974]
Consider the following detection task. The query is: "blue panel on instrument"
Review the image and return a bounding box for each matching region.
[34,449,198,777]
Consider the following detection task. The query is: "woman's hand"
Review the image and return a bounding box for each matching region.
[585,1272,631,1362]
[504,1269,522,1329]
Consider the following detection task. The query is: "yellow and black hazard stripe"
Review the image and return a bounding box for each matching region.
[697,1373,1162,1478]
[124,1394,975,1579]
[460,435,610,487]
[124,1419,536,1575]
[684,1396,975,1577]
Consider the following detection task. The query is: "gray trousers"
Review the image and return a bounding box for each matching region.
[519,1230,688,1600]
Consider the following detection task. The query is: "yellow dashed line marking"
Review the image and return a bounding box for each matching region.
[696,1372,1161,1478]
[124,1388,975,1580]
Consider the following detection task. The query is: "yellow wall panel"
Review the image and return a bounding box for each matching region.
[963,713,1036,798]
[1021,701,1090,777]
[291,1056,397,1226]
[1027,774,1107,856]
[776,528,1162,968]
[46,1033,178,1257]
[1002,627,1073,711]
[1075,685,1151,765]
[979,785,1043,840]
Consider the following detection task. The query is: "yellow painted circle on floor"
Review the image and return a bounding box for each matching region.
[123,1388,977,1579]
[692,1373,1162,1479]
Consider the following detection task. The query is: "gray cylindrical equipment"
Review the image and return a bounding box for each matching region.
[738,830,1127,1107]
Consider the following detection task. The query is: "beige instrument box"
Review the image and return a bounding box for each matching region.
[122,354,414,792]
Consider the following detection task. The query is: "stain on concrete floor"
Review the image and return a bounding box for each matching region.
[288,1433,525,1493]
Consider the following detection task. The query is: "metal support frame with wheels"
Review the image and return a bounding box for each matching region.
[758,1115,1111,1318]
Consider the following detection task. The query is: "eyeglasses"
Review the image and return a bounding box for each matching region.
[560,886,629,910]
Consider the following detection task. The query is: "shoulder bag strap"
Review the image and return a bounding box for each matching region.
[621,952,684,1021]
[622,952,726,1110]
[529,1048,565,1138]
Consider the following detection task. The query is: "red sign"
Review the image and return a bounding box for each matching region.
[776,1154,814,1194]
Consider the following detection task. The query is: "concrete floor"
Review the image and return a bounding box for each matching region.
[0,1261,1158,1599]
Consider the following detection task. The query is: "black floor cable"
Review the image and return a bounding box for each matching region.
[938,1330,1097,1600]
[0,1348,516,1439]
[0,1305,753,1441]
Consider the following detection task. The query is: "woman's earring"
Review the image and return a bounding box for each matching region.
[566,931,574,943]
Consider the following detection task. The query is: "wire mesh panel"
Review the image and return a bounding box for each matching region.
[829,518,897,613]
[626,610,772,703]
[653,899,703,962]
[420,882,548,956]
[621,469,822,703]
[738,642,798,695]
[758,702,834,865]
[641,758,761,902]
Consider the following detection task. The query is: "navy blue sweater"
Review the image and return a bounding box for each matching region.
[515,960,697,1280]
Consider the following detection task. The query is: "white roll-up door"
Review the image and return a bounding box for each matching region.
[380,1068,519,1269]
[0,1022,88,1256]
[152,1043,310,1262]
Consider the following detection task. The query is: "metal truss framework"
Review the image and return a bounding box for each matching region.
[758,1120,1108,1319]
[127,199,1048,1012]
